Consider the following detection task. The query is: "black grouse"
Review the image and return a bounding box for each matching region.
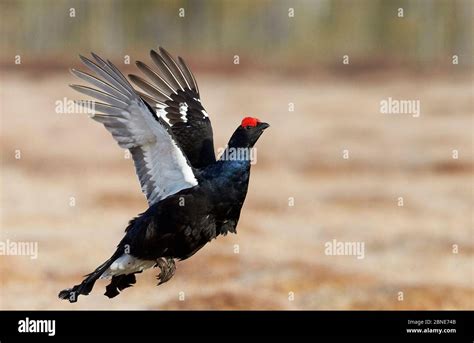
[58,47,269,302]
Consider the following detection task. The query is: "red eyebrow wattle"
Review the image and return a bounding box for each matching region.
[241,117,260,127]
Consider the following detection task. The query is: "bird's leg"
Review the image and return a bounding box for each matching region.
[155,257,176,285]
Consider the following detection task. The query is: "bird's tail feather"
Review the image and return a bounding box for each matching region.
[58,255,117,303]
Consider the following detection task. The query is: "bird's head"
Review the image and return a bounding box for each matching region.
[227,117,270,149]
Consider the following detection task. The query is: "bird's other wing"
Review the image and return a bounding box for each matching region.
[129,47,216,169]
[71,53,198,206]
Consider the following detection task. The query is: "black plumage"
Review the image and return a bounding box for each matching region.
[59,47,269,302]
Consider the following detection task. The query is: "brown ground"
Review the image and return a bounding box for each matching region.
[0,69,472,309]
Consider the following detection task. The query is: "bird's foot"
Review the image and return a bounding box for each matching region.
[155,257,176,285]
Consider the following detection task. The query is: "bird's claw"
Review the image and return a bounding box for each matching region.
[155,257,176,285]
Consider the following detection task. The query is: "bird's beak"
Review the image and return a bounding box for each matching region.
[258,122,270,130]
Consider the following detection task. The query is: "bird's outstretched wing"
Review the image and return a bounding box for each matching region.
[129,47,216,169]
[71,53,198,206]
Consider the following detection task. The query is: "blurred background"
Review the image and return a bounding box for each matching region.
[0,0,472,309]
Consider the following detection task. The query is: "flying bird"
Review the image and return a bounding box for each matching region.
[58,47,269,302]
